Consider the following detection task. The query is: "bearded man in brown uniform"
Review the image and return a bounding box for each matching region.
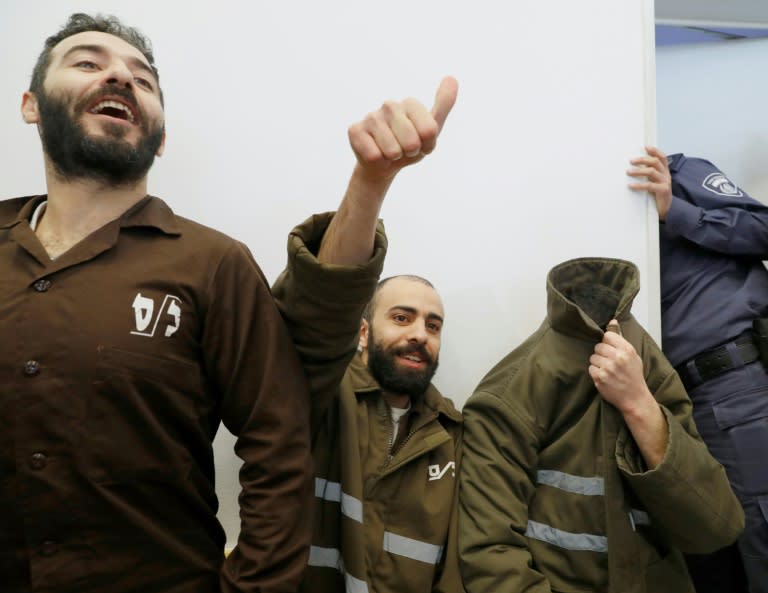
[0,12,457,593]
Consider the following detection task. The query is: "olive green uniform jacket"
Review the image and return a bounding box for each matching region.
[459,257,744,593]
[274,213,463,593]
[302,356,463,593]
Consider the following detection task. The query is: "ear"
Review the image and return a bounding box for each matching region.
[155,128,166,157]
[358,319,369,352]
[21,91,40,124]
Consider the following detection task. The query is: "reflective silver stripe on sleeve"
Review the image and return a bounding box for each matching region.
[314,478,363,523]
[382,531,444,564]
[525,520,608,553]
[345,573,370,593]
[536,470,604,496]
[315,477,341,501]
[308,545,341,569]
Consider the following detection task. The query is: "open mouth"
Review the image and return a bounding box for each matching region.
[89,99,136,124]
[398,352,427,368]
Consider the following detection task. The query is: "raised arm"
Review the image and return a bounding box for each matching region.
[273,78,459,421]
[317,76,458,265]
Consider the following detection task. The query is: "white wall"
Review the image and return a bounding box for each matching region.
[657,38,768,198]
[0,0,658,549]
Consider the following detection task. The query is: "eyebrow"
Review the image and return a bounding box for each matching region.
[60,43,157,82]
[388,305,445,325]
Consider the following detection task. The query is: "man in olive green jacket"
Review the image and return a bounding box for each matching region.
[459,257,744,593]
[275,79,462,593]
[297,275,464,593]
[276,215,462,593]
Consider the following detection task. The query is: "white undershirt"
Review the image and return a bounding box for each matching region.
[29,200,47,231]
[390,403,411,441]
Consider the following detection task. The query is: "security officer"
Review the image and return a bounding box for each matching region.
[628,147,768,593]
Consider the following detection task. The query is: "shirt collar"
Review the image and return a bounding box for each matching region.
[0,194,181,236]
[119,195,182,235]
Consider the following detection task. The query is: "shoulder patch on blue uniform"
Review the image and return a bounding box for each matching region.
[702,172,743,197]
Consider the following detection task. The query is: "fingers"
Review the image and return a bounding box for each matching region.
[590,331,633,371]
[348,76,458,169]
[645,145,667,162]
[349,100,426,161]
[628,146,667,165]
[627,161,667,181]
[627,165,659,181]
[600,328,626,348]
[431,75,459,132]
[588,364,604,384]
[626,145,673,219]
[350,99,439,161]
[403,97,439,156]
[349,101,432,164]
[628,146,670,178]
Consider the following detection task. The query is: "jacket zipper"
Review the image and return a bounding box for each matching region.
[389,423,417,461]
[382,398,417,467]
[385,400,395,464]
[382,398,431,468]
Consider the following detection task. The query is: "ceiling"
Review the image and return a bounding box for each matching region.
[656,0,768,26]
[656,0,768,45]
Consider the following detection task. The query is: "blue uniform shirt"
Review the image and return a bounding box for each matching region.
[661,153,768,366]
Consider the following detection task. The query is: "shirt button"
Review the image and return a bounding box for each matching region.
[24,360,41,376]
[30,452,48,470]
[40,540,58,557]
[33,279,52,292]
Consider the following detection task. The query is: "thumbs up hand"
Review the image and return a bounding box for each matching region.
[348,76,458,183]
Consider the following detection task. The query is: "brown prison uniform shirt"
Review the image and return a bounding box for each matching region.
[0,195,312,593]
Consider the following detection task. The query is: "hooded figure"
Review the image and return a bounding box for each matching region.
[459,257,744,593]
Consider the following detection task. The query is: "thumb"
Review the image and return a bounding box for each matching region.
[431,75,458,132]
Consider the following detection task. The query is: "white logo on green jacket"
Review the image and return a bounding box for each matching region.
[428,462,455,481]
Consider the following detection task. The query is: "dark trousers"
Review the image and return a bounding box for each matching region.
[683,361,768,593]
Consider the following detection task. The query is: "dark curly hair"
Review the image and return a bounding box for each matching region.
[29,13,162,103]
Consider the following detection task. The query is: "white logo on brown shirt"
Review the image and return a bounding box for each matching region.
[130,292,182,337]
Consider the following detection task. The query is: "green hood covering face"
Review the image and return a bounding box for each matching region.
[546,257,640,341]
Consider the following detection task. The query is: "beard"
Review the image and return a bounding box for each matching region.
[36,85,164,186]
[366,328,439,399]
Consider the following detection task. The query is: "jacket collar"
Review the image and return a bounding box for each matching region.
[546,257,639,341]
[666,152,685,173]
[0,194,181,236]
[347,354,462,424]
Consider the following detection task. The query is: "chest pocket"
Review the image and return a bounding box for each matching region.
[88,346,205,483]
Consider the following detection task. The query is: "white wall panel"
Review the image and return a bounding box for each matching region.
[0,0,657,548]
